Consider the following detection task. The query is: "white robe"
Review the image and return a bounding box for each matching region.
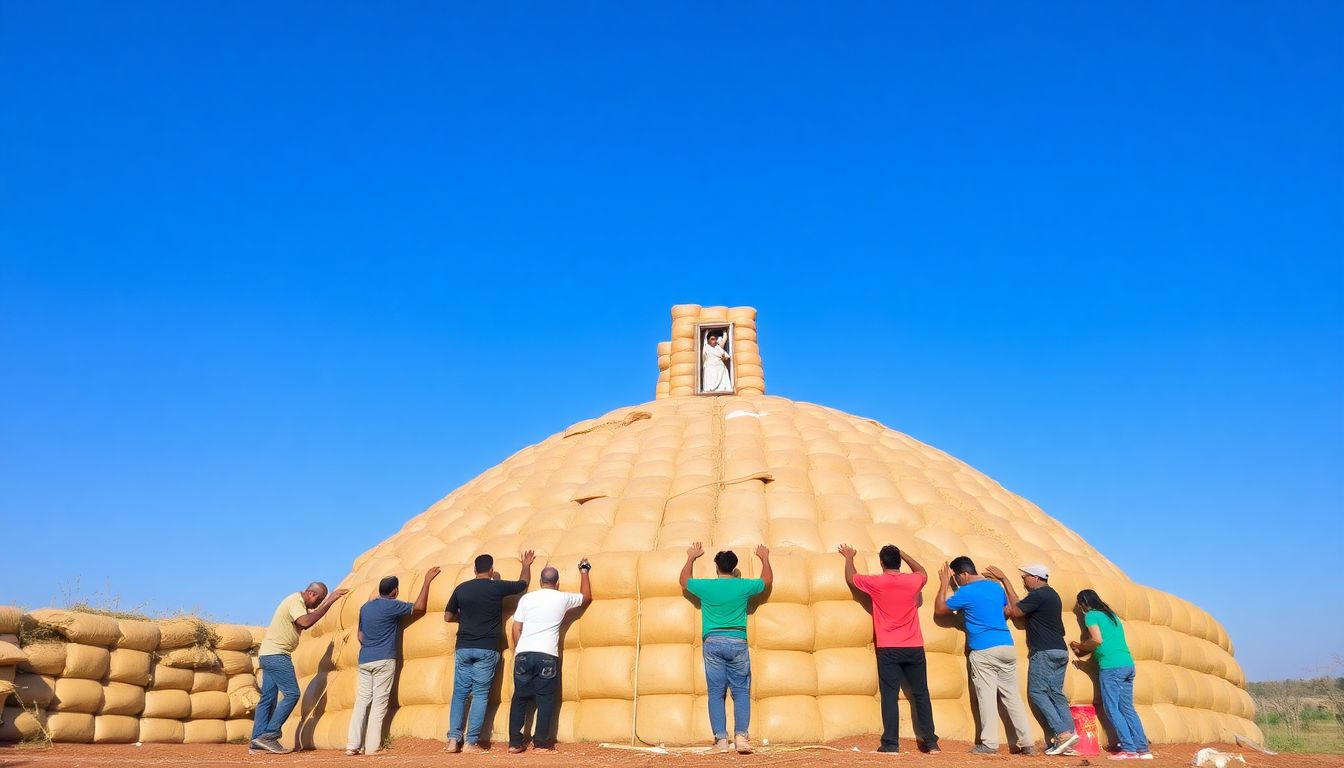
[701,343,733,393]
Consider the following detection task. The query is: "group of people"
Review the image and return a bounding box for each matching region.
[246,543,1152,761]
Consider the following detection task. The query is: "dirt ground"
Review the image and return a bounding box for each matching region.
[2,738,1341,768]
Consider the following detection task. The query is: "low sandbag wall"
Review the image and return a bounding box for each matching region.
[0,607,263,745]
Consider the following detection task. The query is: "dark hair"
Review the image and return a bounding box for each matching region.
[713,550,738,574]
[706,330,722,341]
[1076,589,1119,623]
[378,576,399,597]
[949,556,977,576]
[878,545,901,570]
[474,554,494,574]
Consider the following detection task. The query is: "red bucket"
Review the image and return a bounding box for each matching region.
[1069,705,1101,756]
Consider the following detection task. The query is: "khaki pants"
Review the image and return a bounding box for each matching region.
[968,646,1033,749]
[346,659,396,752]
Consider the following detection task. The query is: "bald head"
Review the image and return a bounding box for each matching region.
[302,581,329,609]
[540,566,560,587]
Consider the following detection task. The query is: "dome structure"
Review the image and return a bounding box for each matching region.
[283,306,1258,749]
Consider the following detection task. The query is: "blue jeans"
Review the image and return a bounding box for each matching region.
[1027,649,1073,739]
[447,648,501,743]
[1099,665,1149,754]
[252,653,300,740]
[703,634,751,740]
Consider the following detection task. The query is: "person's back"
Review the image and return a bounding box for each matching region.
[842,543,938,754]
[946,578,1013,650]
[443,551,534,752]
[1085,610,1134,669]
[347,570,439,756]
[935,556,1033,755]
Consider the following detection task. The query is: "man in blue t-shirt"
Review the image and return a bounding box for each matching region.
[345,566,442,755]
[934,556,1035,756]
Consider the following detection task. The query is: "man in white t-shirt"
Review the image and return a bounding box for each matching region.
[506,558,592,753]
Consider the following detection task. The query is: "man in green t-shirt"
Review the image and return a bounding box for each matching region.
[679,542,773,754]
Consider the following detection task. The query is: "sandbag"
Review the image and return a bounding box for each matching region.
[214,624,256,652]
[98,682,145,716]
[0,705,47,741]
[159,646,219,670]
[0,607,20,635]
[93,714,139,743]
[149,663,194,691]
[189,690,231,720]
[107,648,152,686]
[142,688,191,719]
[191,669,230,693]
[226,672,257,692]
[61,643,111,680]
[225,718,253,743]
[11,673,55,708]
[51,677,103,714]
[156,618,207,650]
[0,640,25,666]
[47,711,95,743]
[183,718,228,744]
[17,641,66,675]
[116,619,161,652]
[27,609,121,647]
[216,649,253,676]
[138,717,185,743]
[229,684,260,717]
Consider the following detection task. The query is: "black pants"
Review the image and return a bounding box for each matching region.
[877,647,938,751]
[509,652,560,748]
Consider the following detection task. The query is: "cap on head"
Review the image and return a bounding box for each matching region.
[474,554,494,574]
[378,576,399,596]
[1019,564,1050,580]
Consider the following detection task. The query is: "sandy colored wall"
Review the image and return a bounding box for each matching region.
[0,607,263,745]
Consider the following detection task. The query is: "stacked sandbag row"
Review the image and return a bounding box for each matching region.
[0,608,264,745]
[657,305,765,399]
[0,607,26,736]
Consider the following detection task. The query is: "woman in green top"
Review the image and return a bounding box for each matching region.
[1069,589,1151,761]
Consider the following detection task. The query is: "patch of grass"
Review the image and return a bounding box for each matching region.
[15,733,52,750]
[228,736,250,745]
[65,601,155,621]
[1258,718,1344,754]
[17,622,61,647]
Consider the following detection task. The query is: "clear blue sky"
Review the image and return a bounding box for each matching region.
[2,3,1340,682]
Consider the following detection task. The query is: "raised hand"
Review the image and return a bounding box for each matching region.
[330,588,350,601]
[687,541,704,559]
[939,561,953,586]
[983,565,1006,582]
[520,550,536,567]
[755,544,770,560]
[425,566,443,580]
[837,544,857,559]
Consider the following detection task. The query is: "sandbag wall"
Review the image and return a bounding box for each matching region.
[656,305,765,398]
[0,607,264,745]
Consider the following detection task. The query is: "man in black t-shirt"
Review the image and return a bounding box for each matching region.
[985,564,1079,756]
[442,550,534,752]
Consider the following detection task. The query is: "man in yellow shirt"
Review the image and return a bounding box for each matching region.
[250,582,348,753]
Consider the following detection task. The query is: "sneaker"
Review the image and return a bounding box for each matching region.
[714,739,732,753]
[1108,753,1141,760]
[734,734,754,754]
[508,745,526,754]
[344,748,361,755]
[257,736,287,754]
[1136,753,1154,760]
[970,744,998,754]
[444,738,462,753]
[1046,734,1080,756]
[462,742,488,753]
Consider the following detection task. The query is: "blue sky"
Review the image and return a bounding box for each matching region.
[1,3,1339,681]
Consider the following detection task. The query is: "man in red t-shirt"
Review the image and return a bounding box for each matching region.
[840,543,940,754]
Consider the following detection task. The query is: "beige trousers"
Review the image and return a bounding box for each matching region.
[346,658,396,752]
[968,646,1033,749]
